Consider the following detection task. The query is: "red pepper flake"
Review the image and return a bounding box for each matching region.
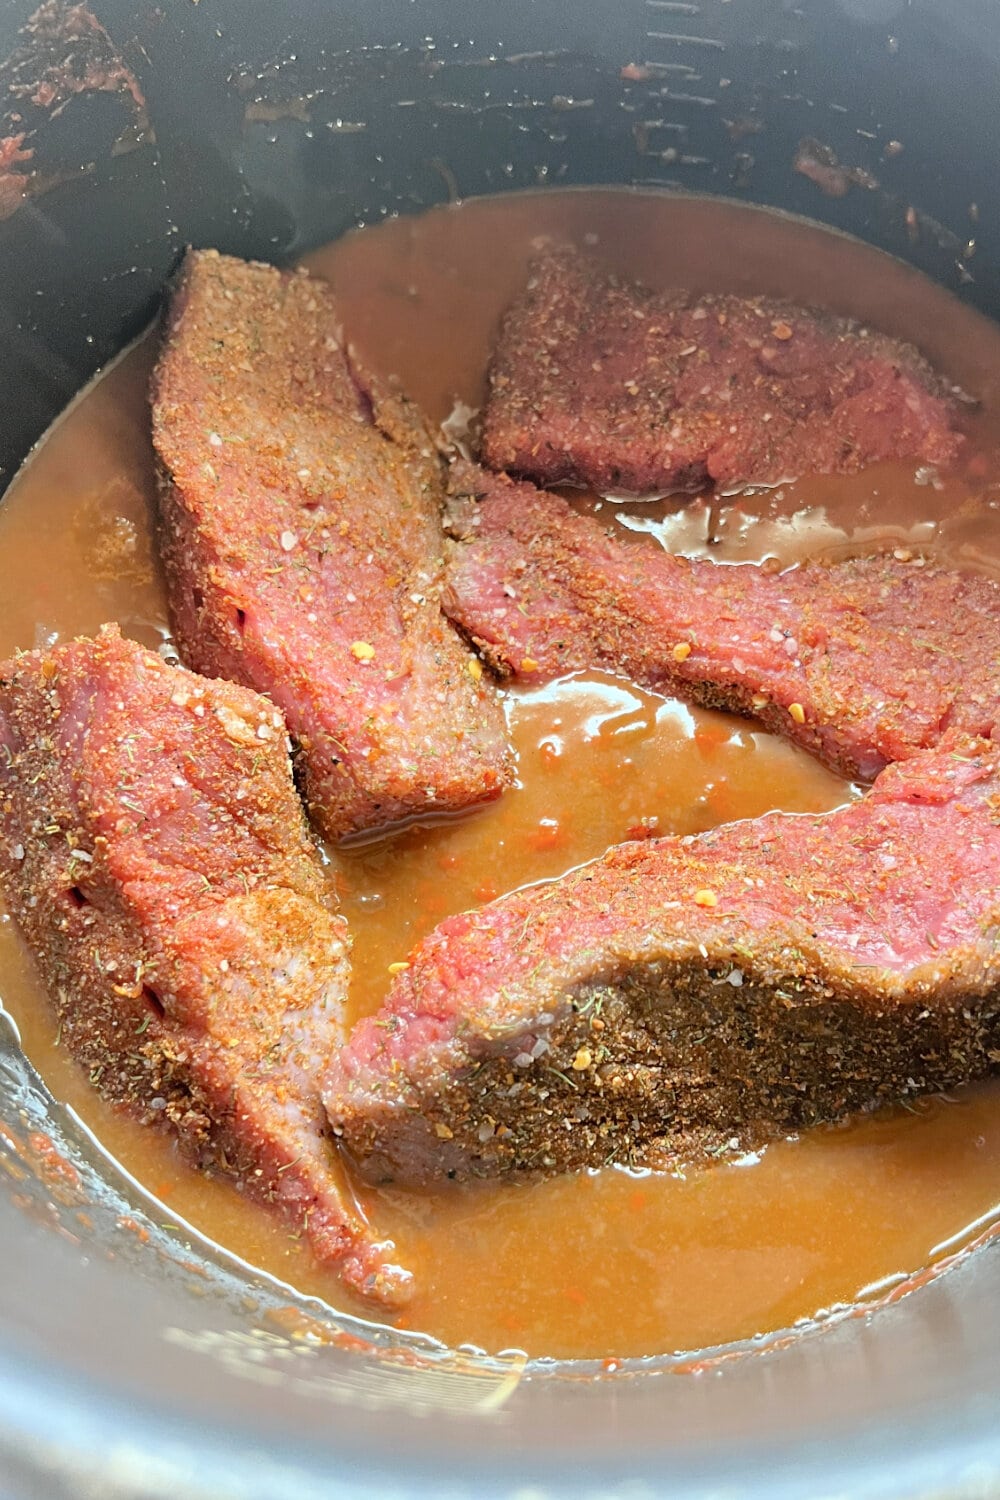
[525,817,567,853]
[695,722,730,755]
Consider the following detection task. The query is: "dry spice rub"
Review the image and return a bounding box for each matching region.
[481,247,965,495]
[325,743,1000,1188]
[152,250,512,841]
[0,628,409,1305]
[444,462,1000,782]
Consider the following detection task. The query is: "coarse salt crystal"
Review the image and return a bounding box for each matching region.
[280,530,297,552]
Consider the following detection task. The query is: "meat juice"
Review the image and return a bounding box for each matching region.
[2,189,1000,1359]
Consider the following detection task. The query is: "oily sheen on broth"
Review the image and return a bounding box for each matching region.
[2,190,1000,1359]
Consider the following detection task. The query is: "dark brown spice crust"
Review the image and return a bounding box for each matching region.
[325,746,1000,1187]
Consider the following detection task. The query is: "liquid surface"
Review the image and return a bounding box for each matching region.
[3,189,1000,1361]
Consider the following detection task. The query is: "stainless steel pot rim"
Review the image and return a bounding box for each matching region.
[3,1341,1000,1500]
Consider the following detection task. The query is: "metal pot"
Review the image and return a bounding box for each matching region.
[1,1,999,1494]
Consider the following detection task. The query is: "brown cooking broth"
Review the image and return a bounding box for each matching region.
[2,189,1000,1361]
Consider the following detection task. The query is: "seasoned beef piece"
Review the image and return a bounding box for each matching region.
[324,744,1000,1187]
[444,463,1000,782]
[0,627,409,1306]
[151,249,511,841]
[481,248,964,494]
